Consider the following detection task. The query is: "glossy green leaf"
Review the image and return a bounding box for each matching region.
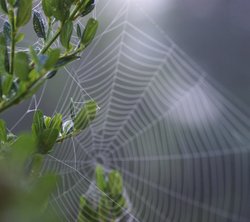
[44,70,56,80]
[95,165,107,192]
[4,44,9,73]
[112,195,126,217]
[0,119,7,142]
[60,21,73,49]
[33,11,46,40]
[3,21,11,45]
[42,0,53,17]
[44,48,60,70]
[0,0,8,14]
[43,116,51,128]
[74,100,97,131]
[79,198,99,222]
[50,113,62,131]
[16,0,33,27]
[98,195,112,220]
[28,69,40,81]
[54,55,80,69]
[108,170,123,197]
[80,1,95,17]
[0,33,8,74]
[32,110,45,137]
[85,100,97,121]
[0,33,6,74]
[2,74,13,96]
[73,106,88,131]
[14,51,30,81]
[29,46,39,65]
[7,0,16,6]
[45,0,72,21]
[15,33,25,43]
[76,24,82,39]
[38,128,59,154]
[81,18,98,47]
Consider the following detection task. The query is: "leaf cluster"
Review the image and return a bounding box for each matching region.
[32,100,97,154]
[78,165,127,222]
[0,0,98,113]
[0,0,102,220]
[0,133,60,222]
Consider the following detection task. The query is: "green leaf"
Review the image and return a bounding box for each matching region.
[16,0,33,27]
[0,0,7,14]
[0,119,7,142]
[32,109,45,137]
[38,128,59,154]
[60,20,73,49]
[78,197,93,222]
[98,195,112,220]
[76,24,82,39]
[44,48,60,70]
[29,46,39,65]
[50,113,62,131]
[33,11,46,40]
[85,100,97,121]
[112,195,126,218]
[2,74,13,96]
[78,198,99,222]
[10,133,36,170]
[74,101,92,130]
[108,170,123,197]
[81,18,98,47]
[15,33,25,43]
[54,55,80,69]
[3,21,11,45]
[4,44,9,73]
[46,70,57,79]
[74,100,97,131]
[43,116,51,128]
[0,33,6,74]
[42,0,53,17]
[7,0,16,6]
[28,69,40,81]
[14,51,30,81]
[80,1,95,17]
[44,0,72,21]
[73,106,88,131]
[95,165,107,192]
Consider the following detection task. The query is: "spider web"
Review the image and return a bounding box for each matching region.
[1,0,250,221]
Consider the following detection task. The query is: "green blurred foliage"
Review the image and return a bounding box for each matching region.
[78,165,127,222]
[0,0,103,221]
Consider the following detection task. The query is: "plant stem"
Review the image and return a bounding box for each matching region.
[9,9,16,75]
[40,27,61,54]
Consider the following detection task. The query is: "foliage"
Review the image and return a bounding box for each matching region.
[78,165,128,222]
[0,0,98,113]
[0,0,110,221]
[0,133,60,222]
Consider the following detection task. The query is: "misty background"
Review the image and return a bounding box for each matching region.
[1,0,250,221]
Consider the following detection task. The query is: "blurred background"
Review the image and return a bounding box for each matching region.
[1,0,250,221]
